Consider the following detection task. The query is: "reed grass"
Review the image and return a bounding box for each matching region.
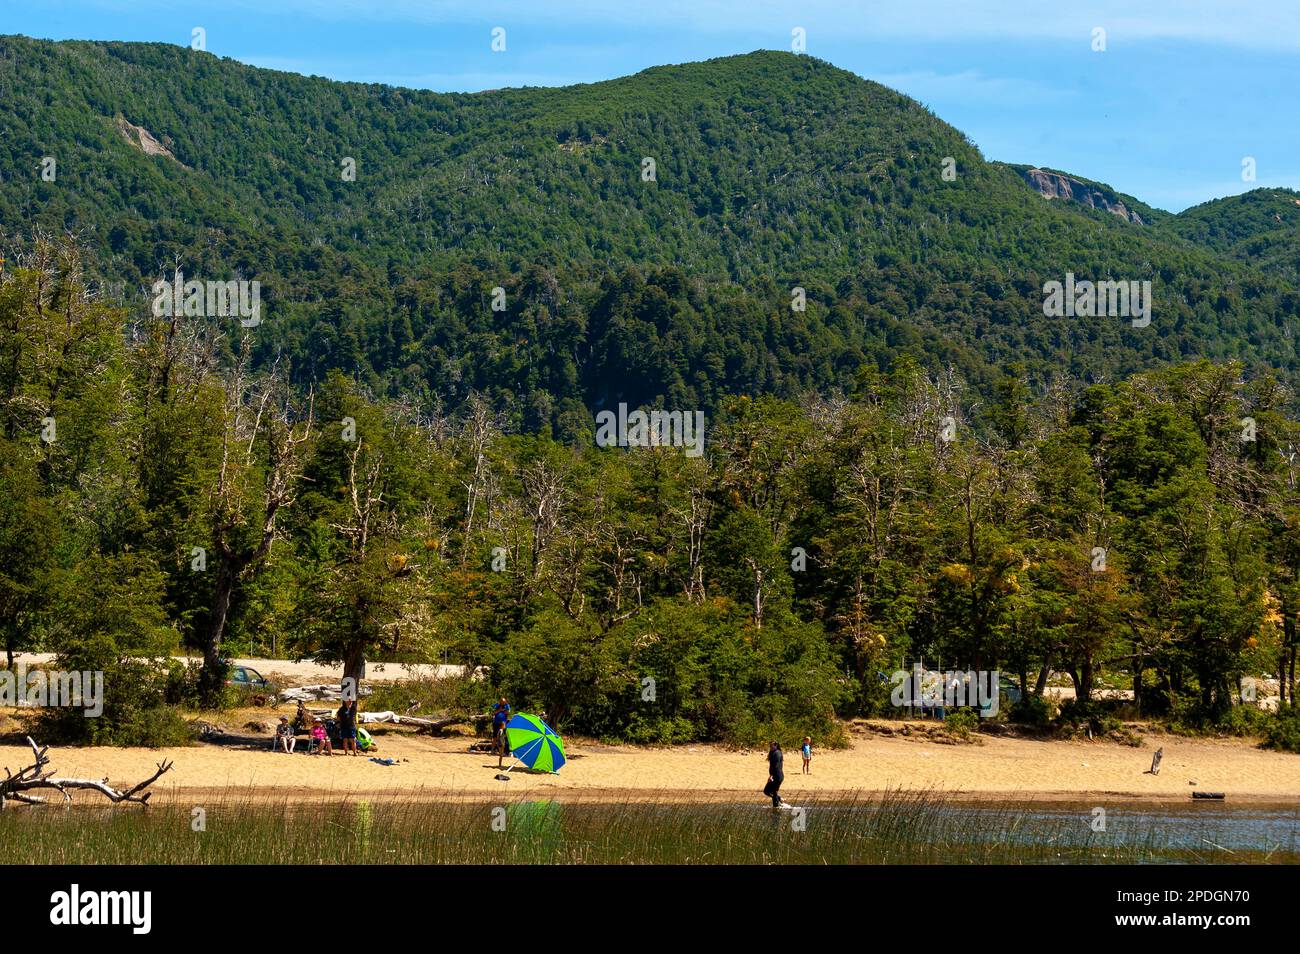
[1,789,1294,865]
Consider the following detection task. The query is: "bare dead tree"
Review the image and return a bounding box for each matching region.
[593,518,647,628]
[551,525,592,620]
[841,426,914,566]
[0,737,172,810]
[199,338,313,701]
[325,426,433,682]
[543,473,606,621]
[458,393,503,566]
[746,558,767,629]
[674,479,711,602]
[133,262,224,413]
[332,437,387,559]
[521,457,570,581]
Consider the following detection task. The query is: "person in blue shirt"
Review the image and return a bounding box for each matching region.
[492,697,512,768]
[801,736,812,774]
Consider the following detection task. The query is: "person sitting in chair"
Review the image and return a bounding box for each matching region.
[275,716,297,753]
[310,716,332,755]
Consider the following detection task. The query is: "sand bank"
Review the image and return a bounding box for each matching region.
[3,722,1296,806]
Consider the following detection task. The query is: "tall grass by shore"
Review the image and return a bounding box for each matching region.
[3,789,1294,864]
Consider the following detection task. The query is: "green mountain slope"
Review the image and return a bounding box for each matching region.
[1160,188,1300,279]
[1,36,1297,424]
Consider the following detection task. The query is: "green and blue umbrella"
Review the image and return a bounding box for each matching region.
[504,713,566,773]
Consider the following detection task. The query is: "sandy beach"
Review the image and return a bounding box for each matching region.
[3,720,1297,806]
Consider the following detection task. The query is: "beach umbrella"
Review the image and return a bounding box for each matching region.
[504,713,566,773]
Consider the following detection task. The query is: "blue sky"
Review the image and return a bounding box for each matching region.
[7,0,1299,211]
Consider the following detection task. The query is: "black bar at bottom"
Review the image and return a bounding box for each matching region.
[10,863,1278,941]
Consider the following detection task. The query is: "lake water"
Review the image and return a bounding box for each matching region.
[957,800,1300,860]
[738,798,1300,863]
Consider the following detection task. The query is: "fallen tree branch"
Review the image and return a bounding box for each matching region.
[0,737,173,810]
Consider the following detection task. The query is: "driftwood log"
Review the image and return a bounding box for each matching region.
[0,737,173,810]
[278,684,373,703]
[302,708,490,734]
[359,711,493,733]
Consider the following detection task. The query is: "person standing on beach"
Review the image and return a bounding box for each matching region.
[492,697,512,768]
[337,698,359,756]
[801,736,812,774]
[763,741,784,807]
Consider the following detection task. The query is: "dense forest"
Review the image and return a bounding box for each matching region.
[1,39,1299,747]
[2,240,1298,748]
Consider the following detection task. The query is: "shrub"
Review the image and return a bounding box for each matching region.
[37,654,196,748]
[1055,698,1141,745]
[943,708,981,739]
[1212,703,1273,738]
[163,658,205,707]
[1168,699,1273,738]
[1008,693,1053,726]
[1262,705,1300,753]
[35,553,194,746]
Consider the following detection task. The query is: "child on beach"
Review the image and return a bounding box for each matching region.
[801,736,812,774]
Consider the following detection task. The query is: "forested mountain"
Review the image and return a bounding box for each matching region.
[1,36,1297,429]
[1162,188,1300,281]
[3,37,1300,746]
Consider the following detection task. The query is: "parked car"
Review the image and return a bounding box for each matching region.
[226,665,269,688]
[224,665,278,704]
[1000,675,1024,706]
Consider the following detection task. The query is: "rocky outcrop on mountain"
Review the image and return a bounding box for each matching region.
[1020,167,1144,224]
[115,116,184,165]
